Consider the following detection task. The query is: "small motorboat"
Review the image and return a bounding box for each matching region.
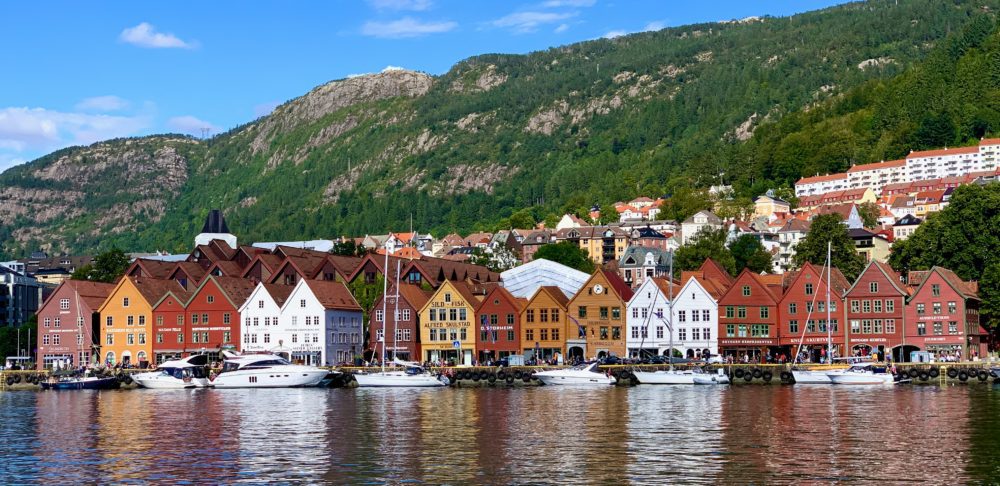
[791,369,834,384]
[210,352,333,388]
[693,368,731,385]
[633,368,697,385]
[40,370,119,390]
[133,355,211,389]
[826,364,896,385]
[354,358,448,388]
[534,362,616,386]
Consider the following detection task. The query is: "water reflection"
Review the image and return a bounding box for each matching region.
[3,385,1000,483]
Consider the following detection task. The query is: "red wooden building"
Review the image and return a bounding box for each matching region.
[777,263,850,362]
[903,267,985,360]
[843,261,907,360]
[368,283,432,362]
[717,269,782,362]
[151,289,192,364]
[183,275,256,357]
[35,280,115,369]
[475,286,525,363]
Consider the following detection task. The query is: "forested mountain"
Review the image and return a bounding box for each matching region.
[2,0,999,257]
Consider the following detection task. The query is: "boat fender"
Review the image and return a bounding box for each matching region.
[978,370,989,382]
[958,371,969,382]
[4,376,13,386]
[928,368,940,378]
[513,370,523,379]
[13,374,21,384]
[908,368,919,378]
[497,371,507,380]
[523,374,532,383]
[761,371,773,382]
[751,368,762,379]
[505,375,515,384]
[947,368,959,379]
[743,373,754,382]
[124,375,133,385]
[488,373,497,383]
[779,371,791,381]
[472,372,480,382]
[734,369,745,379]
[918,372,929,382]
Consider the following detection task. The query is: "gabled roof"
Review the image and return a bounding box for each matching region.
[267,254,329,283]
[262,283,295,307]
[303,279,362,311]
[170,261,207,284]
[102,277,188,311]
[682,210,722,225]
[778,218,811,233]
[527,285,571,308]
[40,280,116,313]
[476,286,524,313]
[780,262,851,300]
[126,258,177,280]
[895,214,922,226]
[207,260,244,278]
[908,266,979,301]
[396,283,433,310]
[845,261,908,296]
[601,269,634,302]
[699,259,735,286]
[323,254,363,277]
[720,269,780,303]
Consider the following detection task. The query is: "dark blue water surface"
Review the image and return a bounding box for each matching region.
[2,385,1000,484]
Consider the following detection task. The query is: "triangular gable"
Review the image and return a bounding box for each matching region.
[475,286,523,314]
[845,261,907,297]
[719,268,780,304]
[907,266,979,303]
[699,258,734,285]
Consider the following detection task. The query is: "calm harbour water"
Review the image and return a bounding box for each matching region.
[2,385,1000,484]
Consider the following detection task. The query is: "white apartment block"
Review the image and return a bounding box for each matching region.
[796,138,1000,197]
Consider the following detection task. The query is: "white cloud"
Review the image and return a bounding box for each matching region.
[253,101,281,118]
[644,20,666,31]
[167,115,220,136]
[554,23,569,33]
[367,0,433,11]
[492,11,576,33]
[382,65,407,72]
[0,107,150,169]
[120,22,194,49]
[75,95,130,112]
[361,17,457,38]
[603,30,626,39]
[541,0,595,7]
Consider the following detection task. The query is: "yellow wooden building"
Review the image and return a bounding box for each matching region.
[97,277,185,367]
[519,286,570,362]
[418,280,481,366]
[565,270,635,360]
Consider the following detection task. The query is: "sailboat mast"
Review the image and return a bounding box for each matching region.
[379,246,389,372]
[392,260,401,362]
[668,253,674,371]
[826,241,832,364]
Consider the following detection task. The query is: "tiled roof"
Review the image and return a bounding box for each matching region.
[846,159,905,173]
[907,146,979,158]
[262,283,295,307]
[797,173,847,185]
[601,269,634,301]
[304,279,361,310]
[397,283,433,310]
[130,259,177,279]
[61,280,116,311]
[131,277,188,307]
[533,285,571,308]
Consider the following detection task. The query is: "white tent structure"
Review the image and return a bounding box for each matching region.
[501,258,589,299]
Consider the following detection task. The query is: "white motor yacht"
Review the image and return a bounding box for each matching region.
[633,369,696,385]
[534,362,616,386]
[791,369,833,384]
[354,359,448,387]
[826,364,895,385]
[693,368,731,385]
[133,355,211,389]
[210,352,332,388]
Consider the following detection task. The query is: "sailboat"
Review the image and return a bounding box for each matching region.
[791,241,839,384]
[633,254,726,385]
[354,246,448,388]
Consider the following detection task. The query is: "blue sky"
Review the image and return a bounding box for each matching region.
[0,0,842,170]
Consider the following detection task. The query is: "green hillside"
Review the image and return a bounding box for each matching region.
[2,0,999,257]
